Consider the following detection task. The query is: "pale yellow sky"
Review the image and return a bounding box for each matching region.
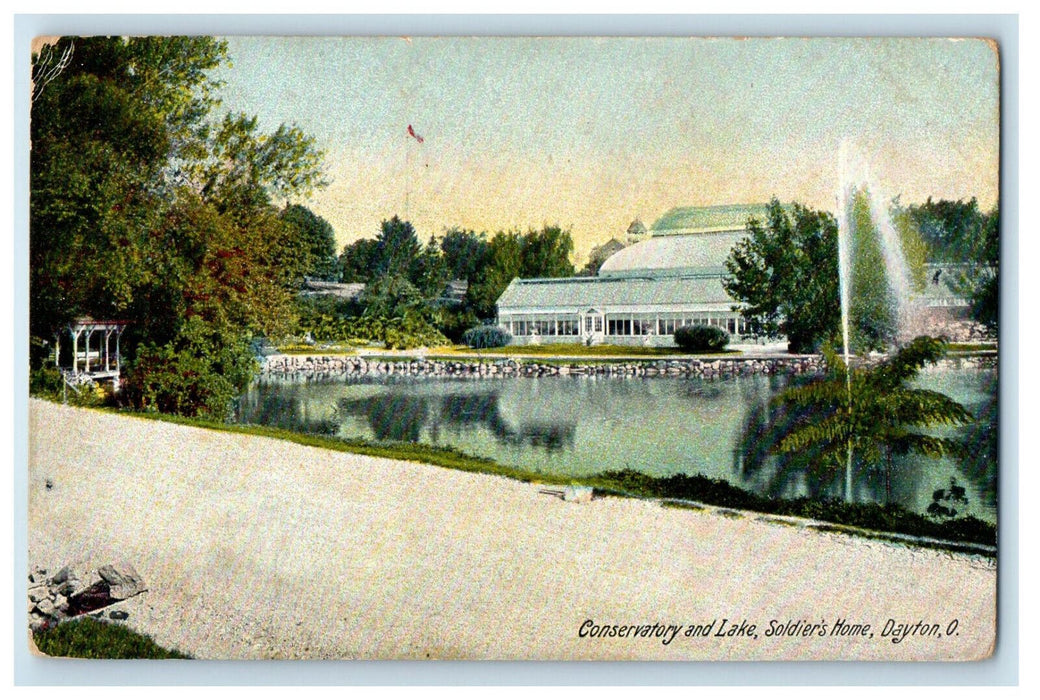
[215,37,1000,262]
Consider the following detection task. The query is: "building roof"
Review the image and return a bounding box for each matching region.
[650,203,772,234]
[598,230,747,277]
[497,274,736,311]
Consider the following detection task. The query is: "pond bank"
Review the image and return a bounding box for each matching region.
[29,399,995,660]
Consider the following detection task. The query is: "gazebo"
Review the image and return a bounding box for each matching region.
[54,317,129,388]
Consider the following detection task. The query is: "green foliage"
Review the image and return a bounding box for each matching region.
[29,366,112,407]
[281,204,339,281]
[434,306,481,344]
[902,198,999,332]
[30,36,328,421]
[847,189,896,351]
[723,199,841,353]
[338,238,380,283]
[519,225,576,279]
[121,318,258,419]
[439,227,490,282]
[462,325,512,349]
[467,230,524,319]
[927,478,970,519]
[33,617,191,659]
[889,199,931,293]
[467,226,575,319]
[295,309,449,350]
[767,337,973,502]
[590,469,994,548]
[673,324,729,352]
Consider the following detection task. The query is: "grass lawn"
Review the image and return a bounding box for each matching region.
[946,342,997,353]
[33,616,192,659]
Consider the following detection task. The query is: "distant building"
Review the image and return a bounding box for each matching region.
[298,277,366,302]
[496,204,770,346]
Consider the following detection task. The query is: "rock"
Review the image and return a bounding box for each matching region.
[563,486,594,503]
[98,562,147,600]
[69,569,104,600]
[27,586,49,603]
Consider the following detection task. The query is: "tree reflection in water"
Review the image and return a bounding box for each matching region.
[337,385,577,452]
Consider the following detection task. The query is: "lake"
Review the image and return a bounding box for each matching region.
[235,368,997,523]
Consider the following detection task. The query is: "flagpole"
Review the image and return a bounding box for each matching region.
[405,128,411,221]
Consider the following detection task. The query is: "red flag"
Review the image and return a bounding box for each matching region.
[407,124,424,144]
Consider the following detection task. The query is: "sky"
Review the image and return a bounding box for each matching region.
[212,36,1000,261]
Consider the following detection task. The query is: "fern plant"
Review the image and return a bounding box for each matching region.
[769,336,973,503]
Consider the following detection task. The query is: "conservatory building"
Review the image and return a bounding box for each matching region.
[496,204,770,347]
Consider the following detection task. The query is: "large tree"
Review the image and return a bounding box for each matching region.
[439,227,490,282]
[31,36,328,418]
[466,226,575,320]
[723,199,841,353]
[281,204,339,281]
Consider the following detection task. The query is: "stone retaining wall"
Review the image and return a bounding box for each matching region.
[260,351,996,382]
[260,354,828,380]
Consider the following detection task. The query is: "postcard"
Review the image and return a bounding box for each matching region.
[26,34,1000,663]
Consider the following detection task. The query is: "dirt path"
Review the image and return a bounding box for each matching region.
[27,399,996,660]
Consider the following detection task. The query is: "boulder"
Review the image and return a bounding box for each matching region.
[98,562,147,600]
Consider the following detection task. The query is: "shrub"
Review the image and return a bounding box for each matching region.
[462,325,512,349]
[674,324,729,352]
[120,318,257,420]
[29,366,111,407]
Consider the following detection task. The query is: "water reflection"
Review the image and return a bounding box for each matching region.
[337,388,577,452]
[235,370,997,522]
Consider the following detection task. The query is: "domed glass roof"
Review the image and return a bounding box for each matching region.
[598,230,748,277]
[649,203,772,235]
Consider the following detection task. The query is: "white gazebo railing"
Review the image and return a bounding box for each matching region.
[54,317,129,389]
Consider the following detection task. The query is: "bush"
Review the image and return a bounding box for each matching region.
[674,324,729,352]
[29,366,111,407]
[462,325,512,349]
[120,319,258,420]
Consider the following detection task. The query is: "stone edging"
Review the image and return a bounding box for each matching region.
[260,355,827,380]
[259,352,995,381]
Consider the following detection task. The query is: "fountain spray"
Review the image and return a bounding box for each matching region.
[837,141,855,501]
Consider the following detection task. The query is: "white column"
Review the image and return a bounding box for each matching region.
[71,330,80,374]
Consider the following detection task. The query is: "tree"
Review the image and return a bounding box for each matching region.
[339,238,380,283]
[30,37,228,342]
[281,204,339,281]
[846,189,896,352]
[723,199,841,353]
[467,230,524,320]
[902,198,999,333]
[30,36,329,418]
[581,238,627,276]
[439,227,490,282]
[768,337,972,503]
[520,225,576,279]
[465,225,575,320]
[373,216,422,279]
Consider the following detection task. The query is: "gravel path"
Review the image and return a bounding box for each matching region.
[27,399,996,660]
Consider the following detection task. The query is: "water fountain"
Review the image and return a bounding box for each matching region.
[835,141,924,500]
[837,141,923,348]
